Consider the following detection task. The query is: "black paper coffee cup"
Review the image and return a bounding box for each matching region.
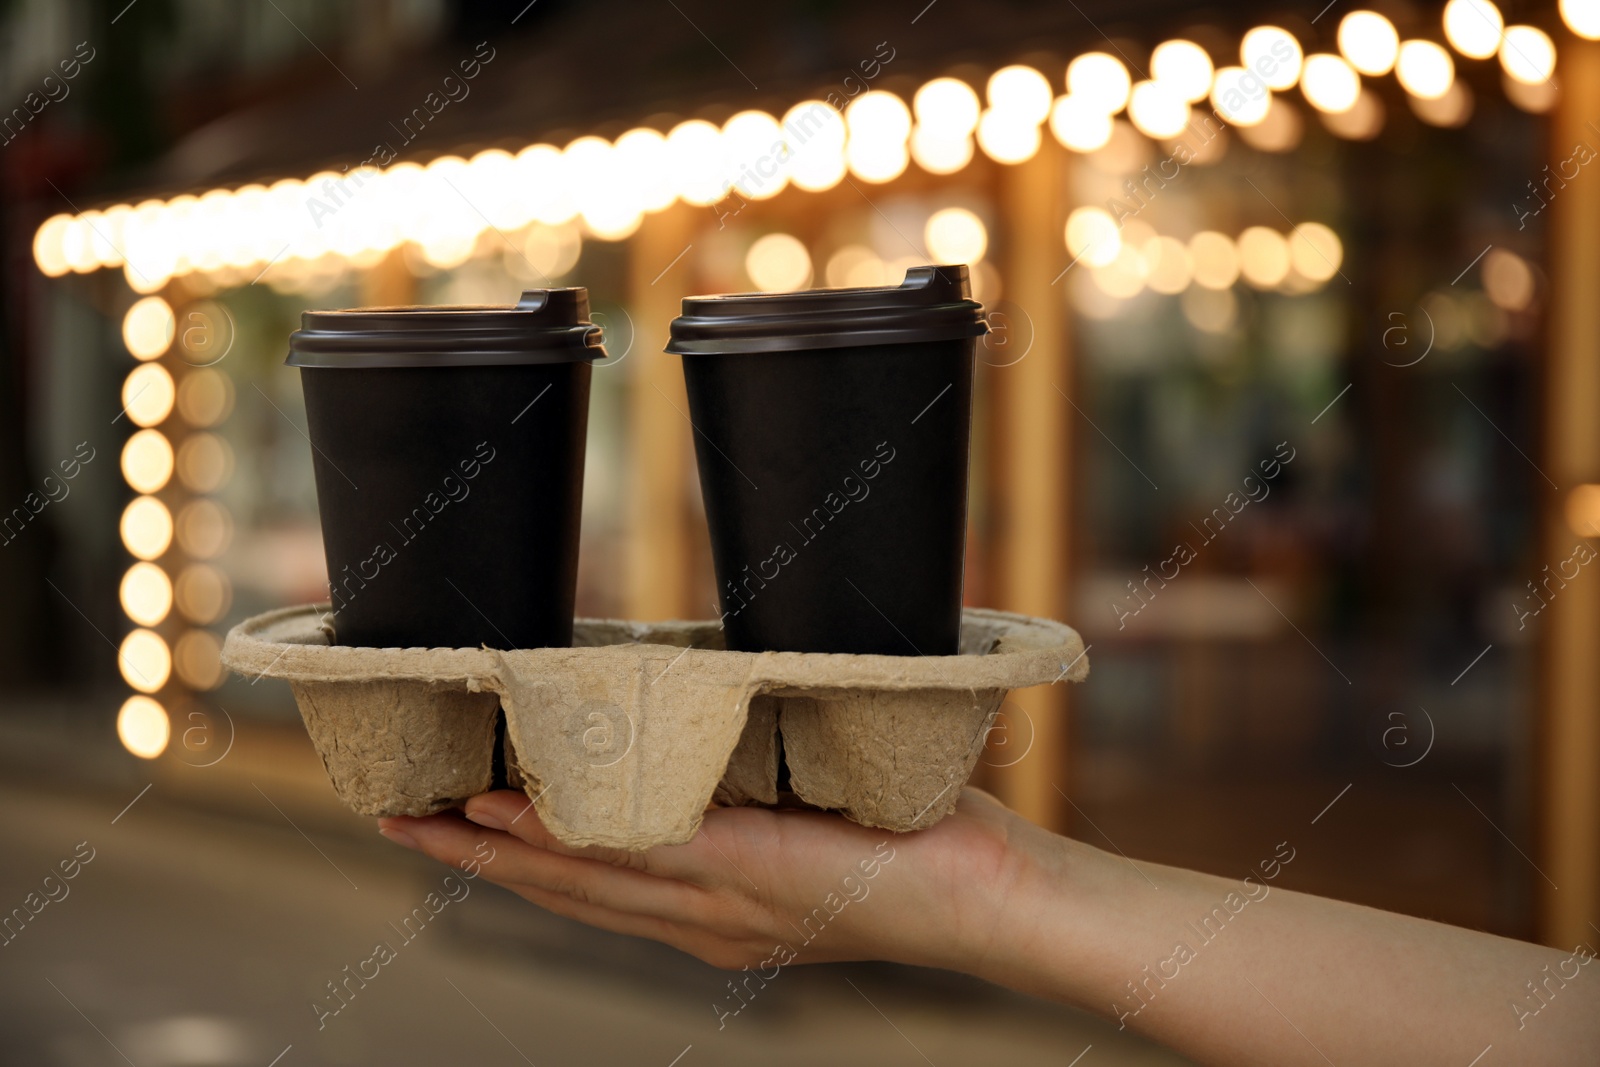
[668,265,986,655]
[286,289,604,649]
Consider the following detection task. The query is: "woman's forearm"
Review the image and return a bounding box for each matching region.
[979,826,1600,1066]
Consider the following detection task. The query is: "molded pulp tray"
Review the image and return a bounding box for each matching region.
[221,606,1088,851]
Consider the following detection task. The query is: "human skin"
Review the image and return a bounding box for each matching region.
[379,788,1600,1065]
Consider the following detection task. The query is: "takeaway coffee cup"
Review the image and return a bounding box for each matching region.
[286,289,604,649]
[668,264,986,656]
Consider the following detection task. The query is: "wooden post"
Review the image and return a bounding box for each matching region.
[359,247,415,307]
[1538,38,1600,948]
[625,205,701,621]
[988,139,1073,830]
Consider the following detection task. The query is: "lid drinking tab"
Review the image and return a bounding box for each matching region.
[287,287,606,368]
[666,264,989,356]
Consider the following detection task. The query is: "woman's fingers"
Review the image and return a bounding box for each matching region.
[458,790,657,870]
[458,790,759,890]
[382,811,738,930]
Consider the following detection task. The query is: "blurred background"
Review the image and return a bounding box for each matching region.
[3,0,1599,1063]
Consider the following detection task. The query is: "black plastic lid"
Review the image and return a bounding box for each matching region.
[286,288,606,368]
[666,264,988,355]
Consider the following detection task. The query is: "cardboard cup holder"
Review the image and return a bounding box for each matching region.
[221,605,1088,851]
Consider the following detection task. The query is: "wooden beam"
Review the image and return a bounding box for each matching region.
[358,247,415,307]
[988,139,1073,830]
[625,205,701,621]
[1538,38,1600,948]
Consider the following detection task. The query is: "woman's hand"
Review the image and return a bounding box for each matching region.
[378,787,1035,974]
[379,786,1600,1065]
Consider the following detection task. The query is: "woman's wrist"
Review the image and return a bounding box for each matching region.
[958,815,1143,1015]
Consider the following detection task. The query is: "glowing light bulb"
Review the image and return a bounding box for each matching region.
[613,127,677,213]
[1211,67,1273,126]
[784,100,848,193]
[1289,222,1344,282]
[119,629,171,694]
[1065,207,1121,268]
[1500,26,1556,85]
[562,136,644,240]
[1189,231,1240,289]
[1397,40,1456,99]
[123,296,175,361]
[722,110,789,201]
[826,245,888,288]
[1092,241,1148,299]
[1049,95,1114,152]
[1143,236,1193,295]
[515,144,579,225]
[914,77,982,138]
[846,92,913,182]
[120,562,172,627]
[1067,53,1132,114]
[1151,40,1214,103]
[121,496,173,560]
[745,233,812,292]
[1238,226,1291,288]
[666,120,727,206]
[847,91,913,143]
[987,65,1054,125]
[33,214,72,277]
[1338,11,1400,75]
[118,696,170,759]
[517,223,582,281]
[846,140,910,182]
[121,429,174,494]
[1564,0,1600,39]
[1127,80,1191,138]
[1241,27,1303,90]
[122,363,175,428]
[924,207,988,265]
[910,127,975,174]
[1444,0,1503,60]
[975,109,1042,164]
[1482,249,1535,311]
[1301,54,1361,113]
[62,215,96,273]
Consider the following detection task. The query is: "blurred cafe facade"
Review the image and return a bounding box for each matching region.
[4,0,1600,951]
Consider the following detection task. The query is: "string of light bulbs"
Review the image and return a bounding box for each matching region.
[30,2,1594,292]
